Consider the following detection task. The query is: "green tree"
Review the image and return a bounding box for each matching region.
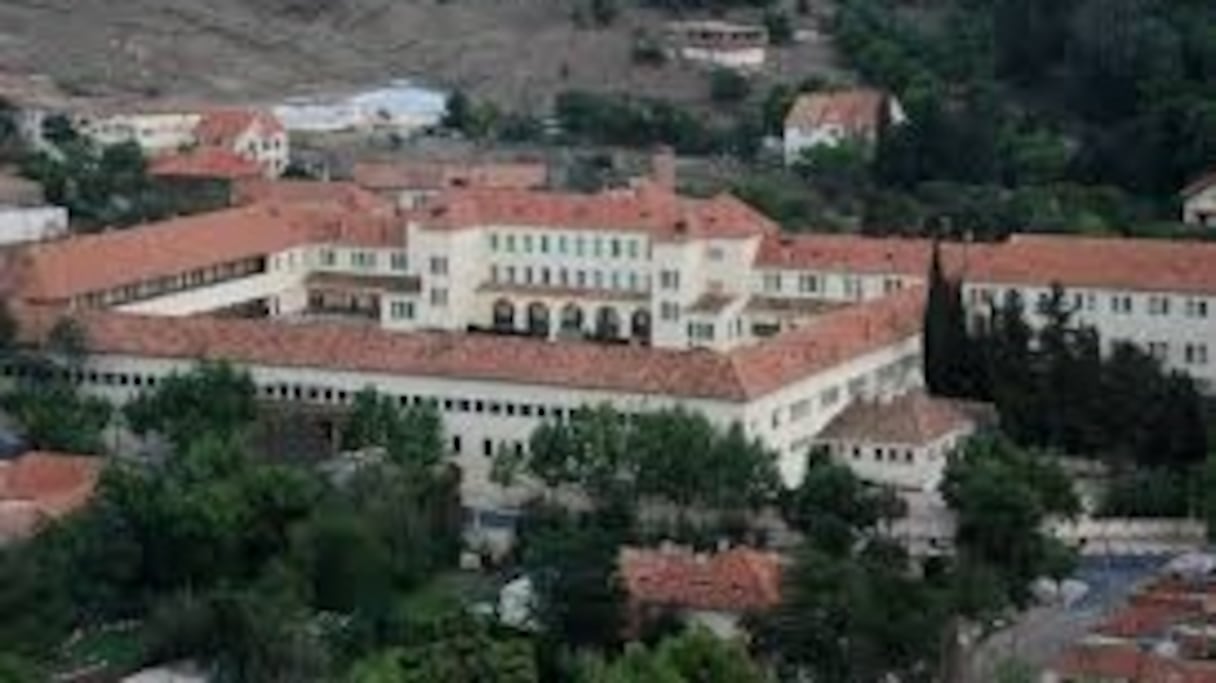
[1204,451,1216,542]
[782,449,904,555]
[764,10,794,45]
[2,381,111,454]
[342,388,443,467]
[576,627,769,682]
[922,240,973,398]
[124,361,257,449]
[941,434,1078,608]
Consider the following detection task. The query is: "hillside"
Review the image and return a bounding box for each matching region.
[0,0,845,109]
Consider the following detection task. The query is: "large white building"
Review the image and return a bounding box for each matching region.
[4,179,1215,523]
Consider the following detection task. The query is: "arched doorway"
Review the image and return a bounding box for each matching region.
[526,302,551,337]
[630,308,652,344]
[595,306,621,340]
[560,303,585,336]
[492,298,516,331]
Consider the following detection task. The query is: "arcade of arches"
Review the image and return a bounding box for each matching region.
[490,298,650,344]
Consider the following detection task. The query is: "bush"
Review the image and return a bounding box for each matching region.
[764,10,794,45]
[709,68,751,103]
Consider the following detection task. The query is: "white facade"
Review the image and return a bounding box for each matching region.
[75,112,201,154]
[0,206,68,245]
[1183,183,1216,227]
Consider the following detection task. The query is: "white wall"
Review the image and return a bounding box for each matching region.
[0,206,68,245]
[1184,186,1216,226]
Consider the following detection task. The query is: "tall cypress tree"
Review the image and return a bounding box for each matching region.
[923,241,971,397]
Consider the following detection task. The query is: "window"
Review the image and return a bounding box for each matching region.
[1148,296,1171,316]
[540,235,549,254]
[390,252,408,271]
[687,321,715,341]
[351,251,377,269]
[430,288,448,306]
[559,235,569,254]
[1186,298,1209,318]
[627,240,640,259]
[430,256,449,276]
[843,277,863,300]
[763,273,782,293]
[593,238,603,257]
[390,300,415,319]
[1147,341,1169,361]
[820,386,841,409]
[320,249,336,267]
[490,234,500,251]
[660,301,680,321]
[1185,343,1209,366]
[523,235,533,253]
[659,270,680,290]
[882,278,903,294]
[798,274,819,294]
[483,439,493,457]
[1110,295,1133,314]
[707,246,724,261]
[490,265,499,283]
[575,236,585,257]
[505,234,516,252]
[451,436,462,453]
[611,238,622,258]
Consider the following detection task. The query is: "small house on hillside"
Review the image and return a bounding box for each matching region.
[814,391,990,492]
[0,451,102,545]
[352,160,548,208]
[783,88,905,165]
[664,21,769,71]
[1181,172,1216,227]
[619,545,782,639]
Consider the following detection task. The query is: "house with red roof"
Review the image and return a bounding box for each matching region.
[1182,172,1216,228]
[783,88,906,165]
[814,391,991,492]
[193,109,289,178]
[0,451,103,545]
[619,545,782,639]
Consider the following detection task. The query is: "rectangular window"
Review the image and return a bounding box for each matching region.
[628,240,640,259]
[451,436,462,454]
[390,252,408,271]
[575,236,585,257]
[431,288,448,307]
[390,301,415,319]
[763,273,782,293]
[559,235,569,254]
[505,234,516,253]
[798,274,819,294]
[523,235,533,253]
[610,239,621,258]
[593,238,603,258]
[707,246,724,261]
[1186,298,1209,318]
[1185,343,1209,365]
[660,270,680,290]
[1147,341,1169,361]
[661,301,680,321]
[489,234,499,251]
[1149,296,1171,316]
[430,256,448,275]
[320,249,336,267]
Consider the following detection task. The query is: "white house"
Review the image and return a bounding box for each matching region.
[1181,172,1216,227]
[194,109,290,178]
[814,391,986,492]
[664,21,769,71]
[783,89,905,165]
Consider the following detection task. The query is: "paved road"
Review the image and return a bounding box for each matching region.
[963,555,1171,682]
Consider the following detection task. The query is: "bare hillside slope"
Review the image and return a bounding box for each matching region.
[0,0,842,108]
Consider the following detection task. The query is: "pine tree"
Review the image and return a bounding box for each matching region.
[923,241,972,397]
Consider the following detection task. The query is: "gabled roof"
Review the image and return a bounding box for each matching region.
[13,287,924,402]
[417,184,779,241]
[149,148,263,181]
[195,109,284,147]
[0,451,102,541]
[620,546,782,613]
[817,391,985,446]
[1182,171,1216,198]
[784,89,888,135]
[755,233,1216,296]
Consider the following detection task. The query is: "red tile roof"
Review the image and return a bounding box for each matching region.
[418,184,779,241]
[150,147,264,181]
[14,201,405,302]
[620,546,782,613]
[756,233,1216,295]
[195,109,284,148]
[353,160,547,192]
[728,285,925,398]
[1051,644,1216,683]
[784,89,889,136]
[14,288,922,401]
[1098,602,1200,639]
[0,451,102,540]
[818,391,985,446]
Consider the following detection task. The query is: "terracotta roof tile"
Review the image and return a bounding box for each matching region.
[150,148,263,181]
[0,451,102,535]
[818,391,985,446]
[1052,644,1216,683]
[756,233,1216,295]
[14,287,921,401]
[784,89,888,136]
[352,160,547,192]
[418,185,778,241]
[195,108,284,147]
[620,546,782,612]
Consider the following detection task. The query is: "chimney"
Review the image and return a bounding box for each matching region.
[651,146,677,190]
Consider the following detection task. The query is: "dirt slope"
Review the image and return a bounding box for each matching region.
[0,0,843,108]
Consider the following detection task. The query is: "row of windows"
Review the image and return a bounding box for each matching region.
[975,286,1211,320]
[768,355,919,433]
[390,300,416,320]
[75,256,267,309]
[489,264,648,292]
[761,272,875,299]
[488,231,646,260]
[1138,341,1208,366]
[319,249,409,272]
